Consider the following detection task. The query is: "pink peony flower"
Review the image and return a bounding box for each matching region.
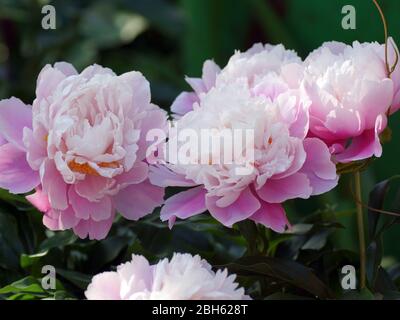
[171,43,301,118]
[0,62,167,239]
[304,39,400,163]
[150,44,338,232]
[85,253,249,300]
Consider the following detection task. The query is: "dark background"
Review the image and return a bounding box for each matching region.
[0,0,399,298]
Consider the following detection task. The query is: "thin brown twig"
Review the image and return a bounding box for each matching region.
[372,0,399,116]
[349,179,400,217]
[372,0,390,75]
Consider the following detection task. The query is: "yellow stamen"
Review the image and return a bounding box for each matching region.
[68,160,120,176]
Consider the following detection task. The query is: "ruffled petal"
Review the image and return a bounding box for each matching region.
[206,187,260,227]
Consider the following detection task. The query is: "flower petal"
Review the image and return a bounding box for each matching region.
[335,114,386,163]
[171,92,198,117]
[0,97,32,150]
[250,202,289,233]
[113,180,164,221]
[206,187,260,227]
[41,160,68,210]
[26,188,50,213]
[85,272,121,300]
[160,186,207,227]
[69,187,113,221]
[0,143,39,193]
[257,172,312,203]
[300,138,338,195]
[73,213,115,240]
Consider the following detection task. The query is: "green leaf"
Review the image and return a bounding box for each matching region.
[19,231,77,268]
[0,210,24,270]
[20,251,48,269]
[219,256,333,299]
[56,269,91,290]
[301,229,333,251]
[39,231,77,252]
[366,239,383,288]
[340,288,376,300]
[374,267,398,295]
[265,292,314,300]
[0,276,44,295]
[236,221,259,255]
[88,235,133,271]
[368,179,391,240]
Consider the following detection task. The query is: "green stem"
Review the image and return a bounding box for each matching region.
[354,171,366,289]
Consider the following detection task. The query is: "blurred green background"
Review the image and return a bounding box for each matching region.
[0,0,400,294]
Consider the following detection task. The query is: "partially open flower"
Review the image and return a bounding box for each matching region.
[304,39,400,163]
[85,253,249,300]
[0,63,167,239]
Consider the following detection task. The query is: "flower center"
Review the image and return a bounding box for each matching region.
[68,160,120,176]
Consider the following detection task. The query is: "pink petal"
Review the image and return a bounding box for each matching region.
[202,60,220,91]
[75,175,113,202]
[257,172,312,203]
[148,165,197,187]
[69,187,113,221]
[300,138,338,195]
[54,62,78,77]
[360,79,393,128]
[26,188,50,213]
[276,92,310,140]
[73,213,115,240]
[0,97,32,150]
[43,206,79,231]
[23,126,47,170]
[41,160,68,210]
[115,161,148,188]
[250,202,289,233]
[206,187,261,227]
[171,92,198,116]
[36,65,68,99]
[335,114,386,163]
[113,180,164,221]
[269,139,306,181]
[42,209,60,230]
[160,186,207,226]
[325,108,363,139]
[136,108,168,162]
[0,143,39,193]
[185,77,206,95]
[304,138,337,176]
[80,64,115,80]
[85,272,121,300]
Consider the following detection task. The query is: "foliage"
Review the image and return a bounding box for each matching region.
[0,0,399,300]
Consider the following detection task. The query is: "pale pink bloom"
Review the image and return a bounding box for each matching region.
[150,44,338,232]
[85,253,249,300]
[0,63,166,239]
[171,43,301,118]
[304,39,400,163]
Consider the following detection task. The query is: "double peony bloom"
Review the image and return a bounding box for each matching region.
[85,253,249,300]
[0,40,398,240]
[0,64,166,239]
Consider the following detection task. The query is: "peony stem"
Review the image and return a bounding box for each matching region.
[354,171,366,289]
